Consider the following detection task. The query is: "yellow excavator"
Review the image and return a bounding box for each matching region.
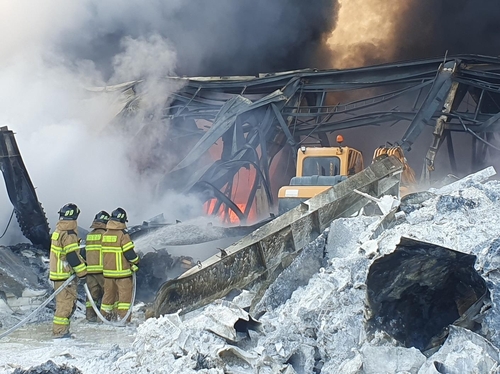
[278,136,416,214]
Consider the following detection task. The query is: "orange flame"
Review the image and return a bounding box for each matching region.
[203,166,258,225]
[204,200,255,225]
[201,120,263,225]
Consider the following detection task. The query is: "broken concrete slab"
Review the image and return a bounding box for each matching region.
[253,230,328,317]
[430,166,496,195]
[418,326,500,373]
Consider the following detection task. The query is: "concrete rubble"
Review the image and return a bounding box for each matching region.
[4,167,500,373]
[0,244,50,328]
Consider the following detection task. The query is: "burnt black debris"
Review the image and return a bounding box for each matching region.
[136,250,174,302]
[0,127,50,250]
[13,360,82,374]
[366,237,490,352]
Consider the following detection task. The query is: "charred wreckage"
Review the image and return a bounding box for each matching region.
[2,55,500,354]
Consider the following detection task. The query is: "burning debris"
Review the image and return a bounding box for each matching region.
[100,55,500,228]
[153,156,403,317]
[3,17,500,373]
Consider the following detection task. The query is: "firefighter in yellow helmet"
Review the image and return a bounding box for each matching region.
[49,203,87,338]
[83,210,110,322]
[100,207,139,322]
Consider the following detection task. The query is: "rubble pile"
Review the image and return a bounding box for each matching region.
[0,243,50,327]
[0,243,48,297]
[4,172,500,373]
[102,177,500,373]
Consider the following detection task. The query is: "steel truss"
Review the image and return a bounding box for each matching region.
[115,55,500,222]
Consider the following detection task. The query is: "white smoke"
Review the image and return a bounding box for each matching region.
[0,1,198,245]
[0,0,340,245]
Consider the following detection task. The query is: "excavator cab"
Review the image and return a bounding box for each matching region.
[278,143,364,214]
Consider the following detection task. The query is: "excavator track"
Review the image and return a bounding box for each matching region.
[0,127,50,250]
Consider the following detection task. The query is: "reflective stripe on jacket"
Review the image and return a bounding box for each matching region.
[85,222,107,274]
[102,220,139,278]
[49,220,87,281]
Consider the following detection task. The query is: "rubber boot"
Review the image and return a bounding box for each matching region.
[86,307,98,323]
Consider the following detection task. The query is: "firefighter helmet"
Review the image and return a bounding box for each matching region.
[58,203,80,220]
[110,207,128,223]
[94,210,110,224]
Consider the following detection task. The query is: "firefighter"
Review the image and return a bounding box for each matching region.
[100,207,139,322]
[84,210,110,322]
[49,203,87,338]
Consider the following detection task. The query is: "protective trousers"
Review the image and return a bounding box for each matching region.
[101,277,133,322]
[53,280,77,337]
[85,273,104,321]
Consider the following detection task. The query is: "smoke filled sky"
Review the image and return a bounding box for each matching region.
[0,0,498,243]
[42,0,500,76]
[57,0,337,78]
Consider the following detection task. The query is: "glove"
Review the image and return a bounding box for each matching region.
[131,264,139,273]
[79,275,87,285]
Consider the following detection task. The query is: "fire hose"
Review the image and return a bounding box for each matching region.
[0,274,76,340]
[84,272,137,327]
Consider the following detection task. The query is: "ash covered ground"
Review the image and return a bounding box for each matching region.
[3,173,500,373]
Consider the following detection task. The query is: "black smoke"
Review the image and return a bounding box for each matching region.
[395,0,500,62]
[58,0,338,78]
[39,0,500,82]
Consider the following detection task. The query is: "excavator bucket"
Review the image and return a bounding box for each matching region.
[0,127,50,250]
[373,146,416,193]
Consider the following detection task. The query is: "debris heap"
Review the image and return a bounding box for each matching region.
[8,170,500,373]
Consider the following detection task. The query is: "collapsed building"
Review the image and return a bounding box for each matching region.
[3,55,500,372]
[112,54,500,224]
[3,55,500,244]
